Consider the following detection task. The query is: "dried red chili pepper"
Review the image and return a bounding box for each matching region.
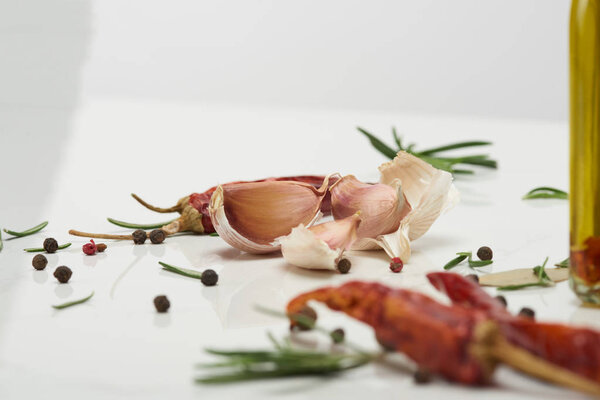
[286,273,600,393]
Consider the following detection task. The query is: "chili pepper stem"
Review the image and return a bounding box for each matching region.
[69,230,135,240]
[472,322,600,396]
[131,193,181,213]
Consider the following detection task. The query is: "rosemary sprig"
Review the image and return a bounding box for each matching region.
[0,230,3,253]
[3,221,48,238]
[159,261,203,280]
[522,187,568,200]
[107,217,175,230]
[197,307,375,384]
[497,257,553,291]
[555,258,569,268]
[357,126,496,175]
[24,243,72,253]
[443,251,493,270]
[52,291,94,310]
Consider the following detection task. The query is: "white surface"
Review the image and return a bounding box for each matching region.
[1,0,569,121]
[0,97,597,399]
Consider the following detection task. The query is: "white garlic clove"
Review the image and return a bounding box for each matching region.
[279,213,361,270]
[209,176,332,254]
[330,175,410,239]
[379,151,458,240]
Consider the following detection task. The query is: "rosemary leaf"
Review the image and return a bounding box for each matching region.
[443,254,468,270]
[209,232,219,237]
[52,291,94,310]
[107,217,175,230]
[522,187,568,200]
[24,243,71,253]
[496,282,548,291]
[555,258,569,268]
[159,261,203,280]
[418,141,492,155]
[356,126,398,159]
[0,230,3,252]
[497,257,553,291]
[3,221,48,238]
[468,259,493,268]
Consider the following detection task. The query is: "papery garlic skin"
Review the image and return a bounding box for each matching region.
[279,213,361,270]
[209,176,332,254]
[330,175,410,239]
[379,151,458,240]
[352,151,458,261]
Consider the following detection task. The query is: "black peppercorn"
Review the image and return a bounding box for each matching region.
[290,305,317,331]
[336,258,351,274]
[414,369,432,384]
[32,254,48,270]
[518,307,535,319]
[477,246,493,261]
[132,230,147,244]
[149,229,166,244]
[43,238,58,253]
[53,266,72,283]
[466,274,479,284]
[330,328,345,344]
[495,295,507,307]
[153,295,170,313]
[200,269,219,286]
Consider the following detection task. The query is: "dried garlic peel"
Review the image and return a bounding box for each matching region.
[479,268,569,287]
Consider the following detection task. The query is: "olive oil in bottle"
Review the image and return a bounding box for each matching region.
[569,0,600,304]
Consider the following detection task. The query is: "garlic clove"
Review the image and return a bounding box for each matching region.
[330,175,411,239]
[279,213,361,270]
[209,176,332,254]
[352,222,411,261]
[379,151,458,240]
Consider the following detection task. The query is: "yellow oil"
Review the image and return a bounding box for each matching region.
[570,0,600,304]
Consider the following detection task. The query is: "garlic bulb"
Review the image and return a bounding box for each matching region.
[353,151,458,260]
[279,213,361,270]
[330,175,410,239]
[209,176,333,254]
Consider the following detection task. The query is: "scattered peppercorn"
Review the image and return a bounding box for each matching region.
[389,257,403,273]
[330,328,345,344]
[96,243,107,252]
[290,305,317,331]
[82,239,97,255]
[477,246,493,261]
[336,258,351,274]
[132,229,147,244]
[54,266,72,283]
[200,269,219,286]
[32,254,48,270]
[153,295,170,313]
[495,295,507,307]
[414,369,432,384]
[518,307,535,319]
[43,238,58,253]
[466,274,479,284]
[149,229,166,244]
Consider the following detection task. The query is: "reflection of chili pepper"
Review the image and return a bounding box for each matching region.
[287,273,600,392]
[135,175,336,235]
[428,272,600,383]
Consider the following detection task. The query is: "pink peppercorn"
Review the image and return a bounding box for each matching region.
[389,257,403,273]
[82,239,97,255]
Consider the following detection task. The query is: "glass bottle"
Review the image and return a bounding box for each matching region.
[570,0,600,304]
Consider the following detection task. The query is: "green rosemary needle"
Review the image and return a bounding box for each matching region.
[159,261,203,279]
[358,127,496,175]
[52,291,94,310]
[3,221,48,238]
[443,251,493,270]
[497,257,553,291]
[0,230,3,253]
[24,243,72,253]
[522,187,568,200]
[555,257,569,268]
[107,217,175,230]
[209,232,219,237]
